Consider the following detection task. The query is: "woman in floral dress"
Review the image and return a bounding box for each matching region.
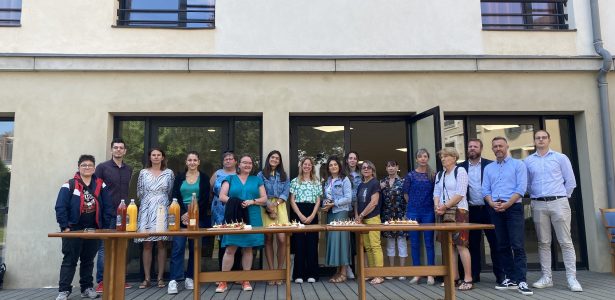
[379,160,407,279]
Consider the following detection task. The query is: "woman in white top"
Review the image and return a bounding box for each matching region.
[433,147,473,291]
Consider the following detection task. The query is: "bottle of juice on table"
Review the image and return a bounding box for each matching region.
[168,198,180,231]
[126,199,138,232]
[188,193,199,231]
[116,199,127,231]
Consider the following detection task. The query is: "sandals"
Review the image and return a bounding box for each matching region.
[458,281,473,291]
[267,281,277,286]
[441,279,462,287]
[369,277,384,285]
[138,280,151,289]
[157,279,166,288]
[329,274,347,283]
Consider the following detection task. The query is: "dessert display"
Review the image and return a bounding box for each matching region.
[384,219,419,226]
[328,219,364,226]
[267,220,304,229]
[208,221,246,230]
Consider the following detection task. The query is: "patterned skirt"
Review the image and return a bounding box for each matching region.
[437,208,469,247]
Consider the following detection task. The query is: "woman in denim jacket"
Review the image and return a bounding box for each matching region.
[322,156,353,283]
[257,150,290,285]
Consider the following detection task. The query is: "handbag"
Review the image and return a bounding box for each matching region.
[438,170,457,223]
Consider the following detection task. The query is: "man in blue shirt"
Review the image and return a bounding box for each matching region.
[524,130,582,292]
[457,138,503,284]
[482,136,532,295]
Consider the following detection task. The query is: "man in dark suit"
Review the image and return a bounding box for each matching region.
[458,138,504,283]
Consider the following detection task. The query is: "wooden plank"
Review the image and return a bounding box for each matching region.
[198,270,285,282]
[370,279,411,300]
[321,279,349,300]
[311,281,334,300]
[249,281,267,300]
[299,282,319,300]
[365,266,447,277]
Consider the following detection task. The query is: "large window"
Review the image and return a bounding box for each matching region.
[0,119,13,264]
[117,0,215,29]
[0,0,21,26]
[481,0,568,30]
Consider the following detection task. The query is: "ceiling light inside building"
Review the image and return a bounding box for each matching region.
[396,148,408,152]
[313,126,344,132]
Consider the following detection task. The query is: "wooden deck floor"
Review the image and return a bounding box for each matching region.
[1,271,614,299]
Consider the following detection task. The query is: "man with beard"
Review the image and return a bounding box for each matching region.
[524,130,582,292]
[482,136,532,295]
[94,138,133,293]
[457,139,503,284]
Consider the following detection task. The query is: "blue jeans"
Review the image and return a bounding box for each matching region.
[406,210,435,266]
[489,202,527,283]
[96,243,104,283]
[170,236,195,280]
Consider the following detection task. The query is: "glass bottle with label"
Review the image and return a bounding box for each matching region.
[116,199,127,231]
[156,204,166,232]
[168,198,180,231]
[188,192,199,231]
[126,199,138,232]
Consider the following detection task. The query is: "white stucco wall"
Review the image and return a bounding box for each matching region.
[0,0,597,56]
[0,70,609,287]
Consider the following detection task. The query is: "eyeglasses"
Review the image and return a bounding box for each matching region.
[79,164,95,169]
[535,136,549,140]
[361,166,372,170]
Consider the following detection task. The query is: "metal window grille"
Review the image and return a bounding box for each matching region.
[481,0,568,30]
[117,0,215,29]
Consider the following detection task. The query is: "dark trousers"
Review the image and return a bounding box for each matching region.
[170,236,195,280]
[291,202,319,280]
[459,205,505,283]
[488,203,527,283]
[58,237,100,293]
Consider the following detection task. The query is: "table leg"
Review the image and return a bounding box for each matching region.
[356,232,366,300]
[442,232,456,300]
[193,237,201,300]
[103,238,127,300]
[286,232,292,300]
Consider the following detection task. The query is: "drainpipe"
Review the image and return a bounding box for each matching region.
[589,0,615,207]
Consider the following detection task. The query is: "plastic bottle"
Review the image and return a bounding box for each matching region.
[188,192,199,231]
[126,199,138,232]
[168,198,180,231]
[116,199,127,231]
[156,204,166,232]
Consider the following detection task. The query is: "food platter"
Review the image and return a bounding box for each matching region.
[207,222,246,231]
[328,220,365,227]
[267,221,304,229]
[383,220,419,226]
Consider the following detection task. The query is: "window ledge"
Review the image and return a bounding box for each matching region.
[0,24,21,27]
[482,29,576,32]
[111,25,215,30]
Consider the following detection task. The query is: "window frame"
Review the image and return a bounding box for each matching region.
[0,0,22,27]
[480,0,569,31]
[116,0,215,29]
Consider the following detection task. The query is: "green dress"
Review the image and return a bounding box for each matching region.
[221,174,264,248]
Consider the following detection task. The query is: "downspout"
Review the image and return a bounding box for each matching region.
[589,0,615,207]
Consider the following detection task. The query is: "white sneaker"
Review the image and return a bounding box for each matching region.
[295,278,303,284]
[532,276,553,289]
[385,277,393,280]
[167,280,178,294]
[567,277,583,292]
[346,265,355,279]
[81,287,99,299]
[398,277,406,280]
[307,278,316,283]
[184,278,194,290]
[56,291,71,300]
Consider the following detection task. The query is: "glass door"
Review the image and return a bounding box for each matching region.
[407,107,442,171]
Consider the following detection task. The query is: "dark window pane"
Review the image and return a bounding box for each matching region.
[234,120,262,169]
[120,0,215,28]
[0,120,13,264]
[117,120,145,201]
[480,1,566,30]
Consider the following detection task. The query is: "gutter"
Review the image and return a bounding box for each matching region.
[589,0,615,207]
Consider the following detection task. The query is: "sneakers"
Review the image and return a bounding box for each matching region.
[56,291,71,300]
[385,276,393,280]
[398,276,406,280]
[167,280,178,295]
[185,278,194,290]
[294,278,303,284]
[95,282,103,293]
[567,277,583,292]
[307,278,316,283]
[215,282,228,293]
[346,265,355,279]
[409,277,420,284]
[517,282,534,295]
[532,276,553,289]
[495,278,518,290]
[242,281,253,291]
[81,287,99,299]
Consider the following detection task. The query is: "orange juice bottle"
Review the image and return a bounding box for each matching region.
[188,193,199,231]
[168,198,180,231]
[126,199,138,232]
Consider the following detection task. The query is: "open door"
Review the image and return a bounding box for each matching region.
[407,106,442,171]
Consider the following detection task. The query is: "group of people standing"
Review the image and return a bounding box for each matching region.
[54,129,583,299]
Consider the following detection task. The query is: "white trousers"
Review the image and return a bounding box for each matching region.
[531,197,577,279]
[386,237,408,258]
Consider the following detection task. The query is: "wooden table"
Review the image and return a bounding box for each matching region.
[50,223,491,300]
[331,223,494,300]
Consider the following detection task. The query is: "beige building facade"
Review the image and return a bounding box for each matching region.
[0,0,614,288]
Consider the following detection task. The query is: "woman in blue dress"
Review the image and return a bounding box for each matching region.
[215,154,267,293]
[209,151,238,269]
[403,148,436,285]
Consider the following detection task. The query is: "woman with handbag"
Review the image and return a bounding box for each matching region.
[434,147,473,291]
